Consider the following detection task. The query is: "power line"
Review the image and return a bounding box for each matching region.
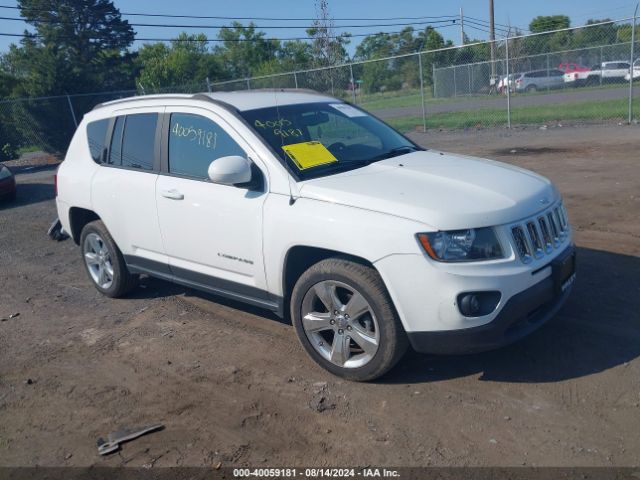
[464,18,510,34]
[466,16,527,33]
[0,14,458,29]
[0,4,458,22]
[0,23,459,43]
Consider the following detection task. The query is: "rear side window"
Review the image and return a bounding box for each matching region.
[87,119,109,163]
[168,113,245,179]
[107,113,157,170]
[121,113,157,170]
[108,117,124,165]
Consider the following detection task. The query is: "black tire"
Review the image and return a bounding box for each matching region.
[290,257,408,382]
[526,84,537,93]
[79,220,138,298]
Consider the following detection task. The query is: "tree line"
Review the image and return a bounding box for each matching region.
[0,0,637,157]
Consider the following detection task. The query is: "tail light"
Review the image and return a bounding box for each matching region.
[516,79,522,84]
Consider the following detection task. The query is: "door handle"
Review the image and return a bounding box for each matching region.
[160,189,184,200]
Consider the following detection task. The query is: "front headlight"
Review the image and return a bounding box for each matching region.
[0,165,12,180]
[417,228,504,262]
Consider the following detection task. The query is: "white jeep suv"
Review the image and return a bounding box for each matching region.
[55,90,575,381]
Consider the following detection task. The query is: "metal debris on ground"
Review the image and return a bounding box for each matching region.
[97,424,164,455]
[47,218,70,241]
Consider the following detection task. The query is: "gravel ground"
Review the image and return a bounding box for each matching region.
[0,124,639,468]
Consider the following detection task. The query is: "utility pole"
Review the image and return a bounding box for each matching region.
[489,0,496,80]
[629,3,638,124]
[459,7,465,45]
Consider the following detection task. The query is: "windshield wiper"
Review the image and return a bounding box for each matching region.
[372,145,422,161]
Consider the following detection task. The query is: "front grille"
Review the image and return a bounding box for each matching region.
[511,203,569,263]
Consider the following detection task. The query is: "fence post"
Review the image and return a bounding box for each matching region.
[66,95,78,128]
[246,78,251,90]
[453,67,457,97]
[629,5,638,124]
[206,77,212,92]
[418,53,427,133]
[294,71,298,89]
[432,63,437,98]
[349,63,356,104]
[468,64,472,94]
[330,68,335,95]
[505,36,512,129]
[546,53,550,90]
[600,46,604,86]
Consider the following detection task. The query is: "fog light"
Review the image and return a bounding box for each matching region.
[459,294,480,316]
[457,291,501,317]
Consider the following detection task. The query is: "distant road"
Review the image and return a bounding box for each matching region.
[370,85,640,119]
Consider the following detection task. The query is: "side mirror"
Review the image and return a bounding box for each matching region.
[208,156,252,186]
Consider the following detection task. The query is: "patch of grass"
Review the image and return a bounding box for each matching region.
[16,145,43,155]
[356,83,635,112]
[386,98,630,133]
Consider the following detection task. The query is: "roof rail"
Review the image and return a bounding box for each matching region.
[92,93,196,110]
[92,88,327,111]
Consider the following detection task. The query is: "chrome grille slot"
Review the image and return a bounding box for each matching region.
[554,208,566,239]
[538,216,553,252]
[511,226,532,263]
[547,212,560,245]
[555,206,567,231]
[526,221,544,257]
[511,203,570,263]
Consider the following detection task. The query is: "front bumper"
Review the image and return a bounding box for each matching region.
[407,246,576,354]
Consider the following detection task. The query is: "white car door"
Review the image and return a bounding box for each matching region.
[91,109,169,272]
[155,106,272,306]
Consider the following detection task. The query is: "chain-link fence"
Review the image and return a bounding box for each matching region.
[0,14,638,159]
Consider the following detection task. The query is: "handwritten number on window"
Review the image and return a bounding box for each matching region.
[172,122,217,150]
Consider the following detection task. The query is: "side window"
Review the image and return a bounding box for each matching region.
[108,116,124,165]
[168,113,245,179]
[87,119,109,163]
[121,113,157,170]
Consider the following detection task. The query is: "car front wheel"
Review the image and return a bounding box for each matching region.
[290,258,408,381]
[80,220,138,298]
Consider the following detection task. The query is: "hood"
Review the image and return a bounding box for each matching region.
[298,150,557,230]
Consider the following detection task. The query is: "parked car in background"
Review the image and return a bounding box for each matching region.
[566,61,631,86]
[0,163,17,202]
[514,69,565,92]
[558,63,591,74]
[624,59,640,82]
[497,73,517,94]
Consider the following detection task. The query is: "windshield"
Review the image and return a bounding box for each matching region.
[239,102,422,180]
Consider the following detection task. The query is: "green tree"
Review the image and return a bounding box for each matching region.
[8,0,135,95]
[137,33,222,92]
[215,23,280,78]
[529,15,571,33]
[3,0,136,152]
[572,19,618,48]
[525,16,572,54]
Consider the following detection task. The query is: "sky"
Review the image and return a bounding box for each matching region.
[0,0,638,55]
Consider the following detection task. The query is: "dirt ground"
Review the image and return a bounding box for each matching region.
[0,124,639,468]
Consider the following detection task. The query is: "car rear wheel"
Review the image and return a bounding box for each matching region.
[80,220,138,298]
[290,258,408,381]
[526,84,537,92]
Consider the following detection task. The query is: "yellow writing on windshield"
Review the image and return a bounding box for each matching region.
[282,141,338,170]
